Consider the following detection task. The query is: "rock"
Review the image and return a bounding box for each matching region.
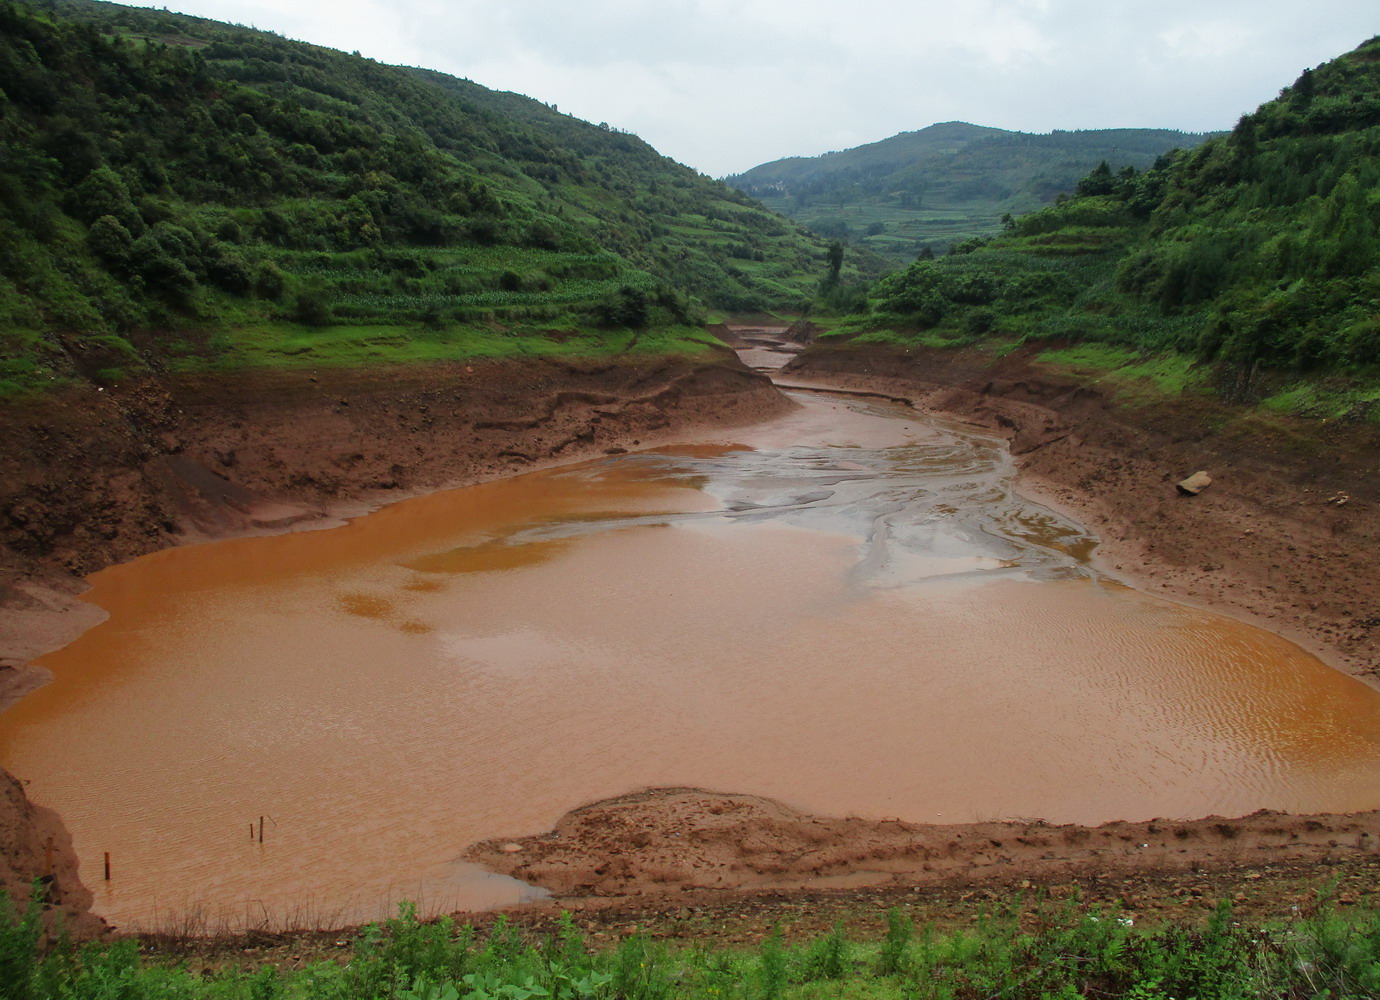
[1177,471,1212,495]
[501,842,524,853]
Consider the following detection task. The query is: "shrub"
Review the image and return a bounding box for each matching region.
[0,886,42,1000]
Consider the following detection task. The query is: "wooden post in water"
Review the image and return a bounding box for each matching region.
[104,853,110,881]
[258,816,264,844]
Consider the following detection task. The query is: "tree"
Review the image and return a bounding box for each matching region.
[1290,67,1316,106]
[1075,160,1116,197]
[597,285,649,328]
[821,240,844,295]
[87,215,134,268]
[69,166,143,233]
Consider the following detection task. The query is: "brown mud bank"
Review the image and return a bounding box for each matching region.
[778,340,1380,684]
[470,787,1380,905]
[0,347,789,929]
[1,350,788,683]
[0,769,103,938]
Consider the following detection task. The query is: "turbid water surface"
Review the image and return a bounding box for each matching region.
[4,390,1380,931]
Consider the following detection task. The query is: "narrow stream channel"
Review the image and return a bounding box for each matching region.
[3,339,1380,931]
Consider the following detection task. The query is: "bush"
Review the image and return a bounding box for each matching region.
[0,886,42,1000]
[86,215,134,268]
[253,261,287,300]
[597,285,649,329]
[292,279,335,326]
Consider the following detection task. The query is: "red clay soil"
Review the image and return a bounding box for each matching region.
[0,347,791,931]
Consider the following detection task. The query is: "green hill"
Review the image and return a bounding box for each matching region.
[830,35,1380,403]
[0,0,868,398]
[726,122,1215,261]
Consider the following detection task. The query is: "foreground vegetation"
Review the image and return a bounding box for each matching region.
[820,35,1380,417]
[0,0,879,398]
[725,123,1213,262]
[5,884,1380,1000]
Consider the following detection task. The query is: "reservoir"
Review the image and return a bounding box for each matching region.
[3,387,1380,931]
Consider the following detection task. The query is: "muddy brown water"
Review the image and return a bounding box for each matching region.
[4,387,1380,932]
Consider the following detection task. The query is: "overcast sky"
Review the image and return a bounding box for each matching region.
[136,0,1377,177]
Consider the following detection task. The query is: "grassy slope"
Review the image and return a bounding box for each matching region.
[0,0,877,398]
[725,122,1215,262]
[825,36,1380,419]
[408,72,891,312]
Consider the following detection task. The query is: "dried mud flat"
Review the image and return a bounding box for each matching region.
[142,788,1380,965]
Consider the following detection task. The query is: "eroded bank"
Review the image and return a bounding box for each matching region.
[4,369,1379,932]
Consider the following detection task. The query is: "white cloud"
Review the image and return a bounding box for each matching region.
[135,0,1379,175]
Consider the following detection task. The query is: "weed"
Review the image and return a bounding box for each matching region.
[9,888,1380,999]
[802,920,850,980]
[877,907,912,977]
[757,926,787,1000]
[0,884,42,1000]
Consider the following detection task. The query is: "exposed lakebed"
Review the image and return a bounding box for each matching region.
[3,386,1380,931]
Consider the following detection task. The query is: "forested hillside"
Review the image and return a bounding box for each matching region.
[726,123,1213,261]
[834,35,1380,401]
[0,0,865,397]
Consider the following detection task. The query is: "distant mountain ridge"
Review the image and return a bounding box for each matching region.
[726,122,1217,261]
[847,33,1380,375]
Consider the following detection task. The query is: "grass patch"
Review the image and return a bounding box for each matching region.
[1259,375,1380,423]
[1035,344,1142,371]
[852,328,974,350]
[165,322,710,373]
[1035,345,1209,401]
[7,887,1380,1000]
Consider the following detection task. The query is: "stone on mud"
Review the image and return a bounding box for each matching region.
[1177,471,1213,496]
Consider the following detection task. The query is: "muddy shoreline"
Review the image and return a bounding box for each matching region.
[453,333,1380,922]
[0,348,790,706]
[0,346,792,928]
[468,787,1380,906]
[3,330,1379,938]
[778,340,1380,686]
